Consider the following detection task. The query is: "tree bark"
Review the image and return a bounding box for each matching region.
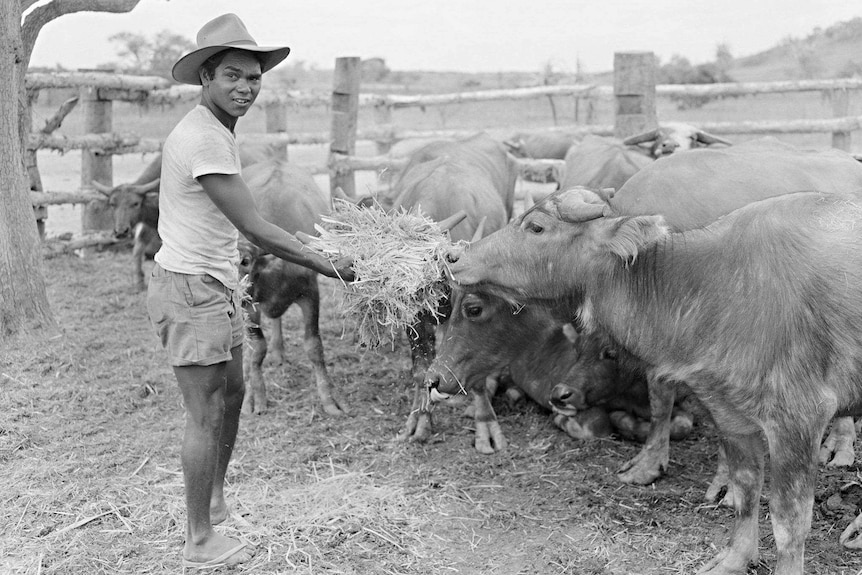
[1,0,141,338]
[1,0,55,337]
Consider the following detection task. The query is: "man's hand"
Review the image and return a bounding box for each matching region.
[296,231,355,282]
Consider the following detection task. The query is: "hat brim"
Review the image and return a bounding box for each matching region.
[172,45,291,85]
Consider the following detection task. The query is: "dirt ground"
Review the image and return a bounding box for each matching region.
[2,247,862,575]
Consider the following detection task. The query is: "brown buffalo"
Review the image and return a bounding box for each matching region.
[425,285,695,453]
[237,159,343,417]
[387,132,519,451]
[93,142,282,291]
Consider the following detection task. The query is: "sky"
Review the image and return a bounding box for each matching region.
[26,1,862,75]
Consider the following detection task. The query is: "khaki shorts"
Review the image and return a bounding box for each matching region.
[146,264,244,367]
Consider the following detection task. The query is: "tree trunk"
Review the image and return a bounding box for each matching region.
[0,0,56,337]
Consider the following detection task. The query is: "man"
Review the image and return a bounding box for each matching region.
[146,13,353,568]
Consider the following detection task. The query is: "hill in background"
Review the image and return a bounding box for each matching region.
[270,16,862,93]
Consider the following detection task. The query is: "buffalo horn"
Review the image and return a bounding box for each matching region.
[557,190,607,223]
[90,180,113,196]
[522,187,535,211]
[470,216,487,243]
[622,128,660,146]
[694,130,732,146]
[331,186,355,205]
[130,178,160,195]
[438,210,467,232]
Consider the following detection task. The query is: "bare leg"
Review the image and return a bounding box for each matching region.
[174,346,252,565]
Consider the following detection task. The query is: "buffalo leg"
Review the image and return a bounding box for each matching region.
[617,374,675,484]
[263,314,286,367]
[760,413,831,575]
[696,428,765,575]
[131,235,146,292]
[296,292,344,416]
[398,312,437,442]
[241,306,268,415]
[470,375,507,454]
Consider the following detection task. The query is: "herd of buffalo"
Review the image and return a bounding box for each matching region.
[93,125,862,575]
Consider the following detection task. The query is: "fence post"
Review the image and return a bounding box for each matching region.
[613,52,657,139]
[830,88,851,152]
[264,101,288,159]
[80,85,113,232]
[374,101,392,155]
[330,56,360,199]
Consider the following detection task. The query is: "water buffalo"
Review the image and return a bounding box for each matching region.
[558,123,731,194]
[237,159,343,416]
[556,138,862,486]
[93,142,282,291]
[425,285,695,453]
[623,121,732,158]
[447,186,862,574]
[387,132,519,451]
[503,131,579,160]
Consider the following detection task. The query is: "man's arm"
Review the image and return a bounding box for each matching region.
[198,172,354,281]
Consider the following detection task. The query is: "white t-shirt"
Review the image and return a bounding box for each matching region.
[155,105,242,290]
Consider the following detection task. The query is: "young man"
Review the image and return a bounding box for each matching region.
[147,13,353,568]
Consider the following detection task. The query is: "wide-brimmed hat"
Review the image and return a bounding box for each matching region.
[172,13,290,85]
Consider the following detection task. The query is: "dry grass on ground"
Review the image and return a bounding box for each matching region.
[2,253,862,574]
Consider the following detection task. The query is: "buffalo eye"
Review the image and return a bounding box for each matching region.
[527,222,544,234]
[463,304,483,319]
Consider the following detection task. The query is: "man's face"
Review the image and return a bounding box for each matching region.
[202,50,262,123]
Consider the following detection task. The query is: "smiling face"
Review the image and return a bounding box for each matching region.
[200,49,263,129]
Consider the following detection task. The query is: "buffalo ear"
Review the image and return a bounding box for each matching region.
[600,215,668,263]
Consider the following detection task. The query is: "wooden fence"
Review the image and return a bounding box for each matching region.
[26,53,862,253]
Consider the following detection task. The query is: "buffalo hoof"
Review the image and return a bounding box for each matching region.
[695,545,758,575]
[474,420,507,454]
[840,513,862,549]
[241,388,267,415]
[397,410,433,443]
[819,417,856,467]
[321,400,346,417]
[617,448,666,485]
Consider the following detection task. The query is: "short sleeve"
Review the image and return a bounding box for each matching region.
[184,125,241,179]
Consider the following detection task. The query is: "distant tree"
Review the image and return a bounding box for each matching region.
[657,54,734,110]
[360,57,390,83]
[838,60,862,79]
[715,43,733,75]
[109,29,194,78]
[3,0,141,339]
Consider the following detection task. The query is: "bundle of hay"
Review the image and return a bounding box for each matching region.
[303,199,458,348]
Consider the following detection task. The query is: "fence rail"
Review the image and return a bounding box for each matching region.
[25,62,862,246]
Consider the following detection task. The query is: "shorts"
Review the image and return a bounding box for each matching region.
[146,263,244,367]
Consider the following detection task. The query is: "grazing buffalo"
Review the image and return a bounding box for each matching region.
[387,132,519,450]
[425,285,695,453]
[237,159,343,416]
[93,142,282,291]
[447,186,862,574]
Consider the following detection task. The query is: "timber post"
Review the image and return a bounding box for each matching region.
[373,101,393,155]
[329,56,360,199]
[264,101,288,159]
[830,88,851,152]
[613,52,658,140]
[80,85,113,233]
